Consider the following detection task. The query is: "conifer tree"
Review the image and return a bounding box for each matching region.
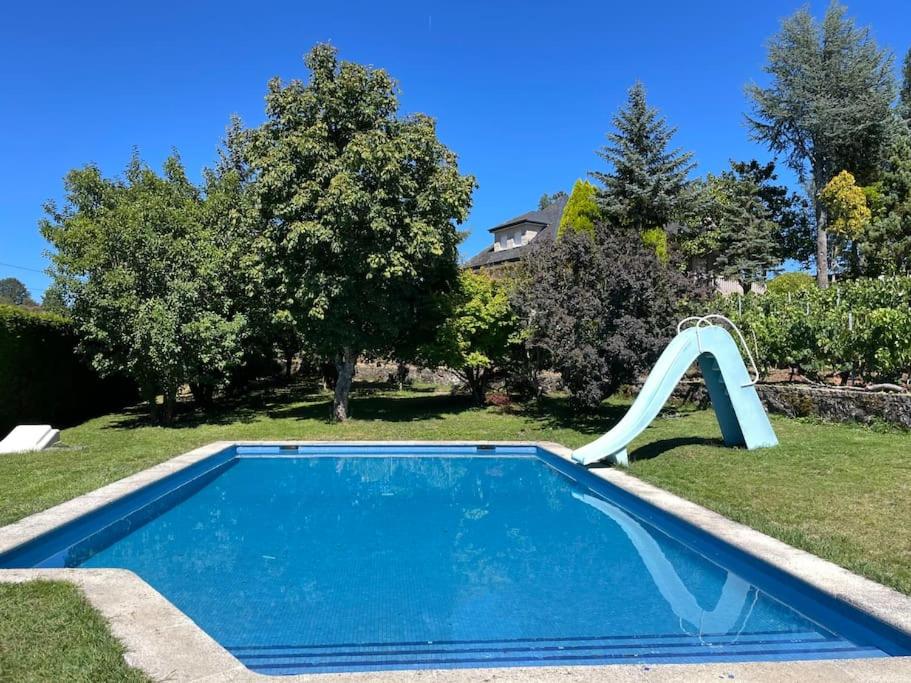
[713,178,780,292]
[747,2,895,287]
[863,123,911,274]
[591,82,694,236]
[557,179,599,238]
[901,48,911,120]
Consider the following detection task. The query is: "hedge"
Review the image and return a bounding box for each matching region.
[0,305,136,435]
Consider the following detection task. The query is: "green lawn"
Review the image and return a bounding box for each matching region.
[0,580,149,682]
[1,382,910,679]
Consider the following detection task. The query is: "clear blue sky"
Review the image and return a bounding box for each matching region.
[2,1,909,299]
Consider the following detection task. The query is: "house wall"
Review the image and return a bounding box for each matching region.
[491,224,540,252]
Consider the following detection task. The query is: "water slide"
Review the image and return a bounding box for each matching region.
[572,317,778,466]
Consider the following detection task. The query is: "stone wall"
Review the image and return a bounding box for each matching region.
[660,380,911,430]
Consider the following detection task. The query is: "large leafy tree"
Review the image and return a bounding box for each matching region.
[592,82,695,238]
[244,44,475,421]
[41,154,248,422]
[0,278,35,307]
[513,225,698,411]
[557,179,599,238]
[746,1,895,287]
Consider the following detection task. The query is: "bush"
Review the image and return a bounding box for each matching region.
[0,306,135,435]
[766,272,815,295]
[513,224,702,410]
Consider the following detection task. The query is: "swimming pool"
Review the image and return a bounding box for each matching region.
[1,443,909,675]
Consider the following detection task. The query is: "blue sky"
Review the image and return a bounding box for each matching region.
[2,1,909,299]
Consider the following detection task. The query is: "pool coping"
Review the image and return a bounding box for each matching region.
[0,439,909,682]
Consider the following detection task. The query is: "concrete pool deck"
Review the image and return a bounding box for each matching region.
[2,440,911,682]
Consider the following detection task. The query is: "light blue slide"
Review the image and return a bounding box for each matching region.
[572,317,778,466]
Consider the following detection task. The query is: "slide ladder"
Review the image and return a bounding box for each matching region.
[572,316,778,466]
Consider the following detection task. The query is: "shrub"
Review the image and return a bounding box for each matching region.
[513,224,701,411]
[766,272,815,295]
[0,306,135,435]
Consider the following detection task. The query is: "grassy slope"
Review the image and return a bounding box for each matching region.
[0,580,149,682]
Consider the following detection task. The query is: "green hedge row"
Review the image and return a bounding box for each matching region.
[714,277,911,384]
[0,305,136,435]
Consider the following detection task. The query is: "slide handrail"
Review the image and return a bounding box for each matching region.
[677,314,760,387]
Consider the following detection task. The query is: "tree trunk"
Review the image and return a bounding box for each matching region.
[283,349,294,377]
[466,368,486,406]
[815,196,830,289]
[332,348,356,422]
[156,389,177,425]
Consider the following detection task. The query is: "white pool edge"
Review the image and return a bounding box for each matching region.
[0,439,909,682]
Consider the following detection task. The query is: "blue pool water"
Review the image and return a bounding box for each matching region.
[2,445,908,674]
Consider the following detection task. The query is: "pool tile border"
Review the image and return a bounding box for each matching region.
[1,439,911,682]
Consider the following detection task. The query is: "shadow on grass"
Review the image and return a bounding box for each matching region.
[627,436,724,463]
[513,396,625,436]
[103,379,474,430]
[267,391,477,423]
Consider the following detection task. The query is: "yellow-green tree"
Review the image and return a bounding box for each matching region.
[820,170,871,240]
[557,179,600,238]
[819,170,871,277]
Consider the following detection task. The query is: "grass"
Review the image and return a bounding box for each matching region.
[0,580,149,682]
[1,380,910,678]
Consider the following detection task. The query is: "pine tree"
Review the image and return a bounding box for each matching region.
[713,177,781,292]
[591,82,694,236]
[901,48,911,122]
[863,123,911,274]
[557,179,599,238]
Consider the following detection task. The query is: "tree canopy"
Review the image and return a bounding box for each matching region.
[746,1,895,287]
[41,154,248,422]
[419,271,518,405]
[862,122,911,275]
[901,48,911,120]
[538,190,568,210]
[243,44,475,420]
[0,278,35,307]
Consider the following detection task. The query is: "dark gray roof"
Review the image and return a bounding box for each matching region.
[465,197,567,269]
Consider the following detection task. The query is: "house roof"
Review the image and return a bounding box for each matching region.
[465,197,567,269]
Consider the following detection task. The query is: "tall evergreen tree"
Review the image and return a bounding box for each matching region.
[901,48,911,120]
[863,122,911,274]
[557,179,599,238]
[746,2,895,287]
[591,82,694,236]
[715,194,780,293]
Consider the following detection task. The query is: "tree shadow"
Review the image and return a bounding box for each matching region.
[103,378,329,430]
[267,391,477,423]
[103,379,474,430]
[518,395,698,437]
